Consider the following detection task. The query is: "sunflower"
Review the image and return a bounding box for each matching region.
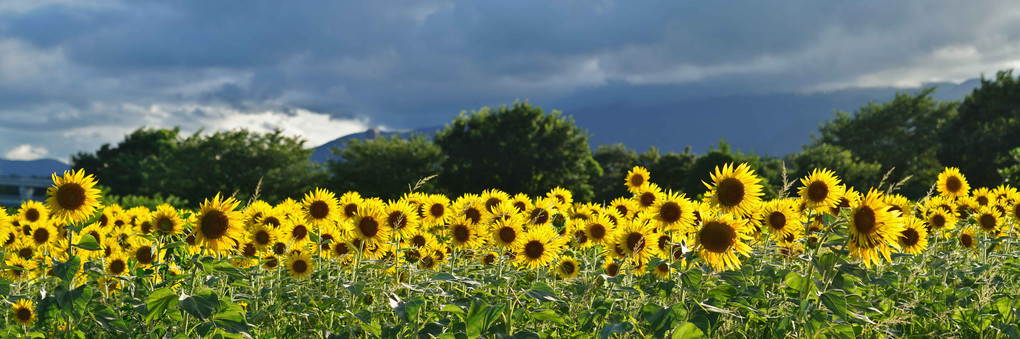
[971,187,993,207]
[634,183,663,210]
[352,203,391,248]
[625,166,651,193]
[761,199,800,240]
[609,197,638,220]
[249,223,279,251]
[384,200,420,239]
[242,200,273,227]
[45,169,102,224]
[924,208,957,237]
[651,191,694,232]
[193,194,243,253]
[955,196,978,218]
[827,187,861,216]
[613,218,659,263]
[515,226,567,269]
[974,206,1003,236]
[897,217,928,255]
[302,188,339,226]
[420,194,451,228]
[799,168,843,210]
[651,261,672,279]
[509,193,533,214]
[884,194,913,218]
[583,214,616,246]
[3,255,36,282]
[486,202,524,228]
[937,167,970,198]
[692,213,753,271]
[131,238,159,267]
[1011,200,1020,224]
[151,204,183,236]
[703,163,764,217]
[526,198,556,227]
[282,218,312,245]
[17,201,49,226]
[254,208,286,229]
[133,211,154,236]
[339,191,365,222]
[481,189,511,214]
[490,218,522,249]
[555,257,581,279]
[286,251,314,279]
[602,257,622,277]
[847,189,904,268]
[27,221,56,249]
[11,299,36,326]
[447,218,485,249]
[105,252,129,276]
[546,187,574,210]
[959,227,977,252]
[453,195,487,226]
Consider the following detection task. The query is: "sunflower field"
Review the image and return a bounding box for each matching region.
[2,164,1020,338]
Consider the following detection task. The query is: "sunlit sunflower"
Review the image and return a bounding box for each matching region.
[193,193,243,253]
[555,257,581,279]
[351,203,391,248]
[1010,200,1020,224]
[418,244,449,270]
[486,202,524,228]
[583,214,617,246]
[703,163,764,217]
[515,226,567,269]
[847,189,904,268]
[105,252,129,276]
[18,200,49,226]
[448,218,485,249]
[625,166,651,193]
[937,167,970,198]
[46,169,102,224]
[151,204,183,236]
[650,191,695,232]
[972,187,993,208]
[282,218,312,245]
[602,257,622,277]
[827,187,861,216]
[242,200,273,227]
[613,218,659,263]
[11,299,36,326]
[509,193,533,214]
[131,238,159,267]
[692,213,753,271]
[959,226,977,252]
[651,260,673,279]
[490,218,522,249]
[761,199,800,240]
[286,251,314,279]
[132,211,154,236]
[634,183,663,210]
[924,207,957,238]
[302,188,339,227]
[480,189,510,214]
[3,255,36,282]
[420,194,451,228]
[525,198,556,227]
[453,195,488,226]
[25,221,56,249]
[955,196,978,218]
[338,191,364,222]
[974,206,1003,236]
[384,200,420,239]
[609,197,638,220]
[897,217,928,255]
[249,223,279,251]
[884,194,913,218]
[799,168,843,210]
[546,187,574,210]
[254,208,286,229]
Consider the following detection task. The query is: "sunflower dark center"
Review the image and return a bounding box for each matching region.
[485,198,501,212]
[574,230,587,244]
[140,221,152,234]
[136,246,154,264]
[388,212,408,230]
[807,181,829,203]
[657,235,670,251]
[660,202,682,223]
[292,224,308,240]
[201,210,230,239]
[56,183,87,210]
[344,204,359,217]
[292,260,308,273]
[900,229,920,247]
[185,234,196,245]
[359,216,379,238]
[961,233,973,248]
[639,192,656,207]
[498,227,517,244]
[512,202,527,212]
[242,243,257,257]
[33,228,50,244]
[589,223,606,240]
[334,243,350,256]
[615,205,629,216]
[626,232,645,252]
[524,240,544,259]
[656,263,669,273]
[716,178,745,207]
[979,214,996,230]
[465,208,482,224]
[672,247,685,260]
[452,224,471,243]
[977,196,989,206]
[700,221,736,254]
[854,207,877,234]
[931,214,946,228]
[768,211,786,230]
[429,204,444,217]
[483,254,496,265]
[98,214,108,227]
[109,260,126,274]
[16,307,31,321]
[273,242,287,255]
[263,217,281,228]
[561,261,576,274]
[530,209,549,225]
[153,217,172,233]
[945,176,962,193]
[606,262,620,277]
[25,209,40,223]
[629,174,646,188]
[411,235,427,247]
[255,230,271,245]
[18,247,32,259]
[309,201,330,219]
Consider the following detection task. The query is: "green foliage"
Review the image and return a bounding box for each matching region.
[327,133,443,200]
[787,143,883,193]
[434,101,602,200]
[72,127,180,196]
[589,145,696,203]
[938,70,1020,188]
[817,87,957,198]
[102,192,189,210]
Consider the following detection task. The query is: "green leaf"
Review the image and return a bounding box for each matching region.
[0,280,9,298]
[92,304,129,333]
[598,322,633,339]
[820,290,848,321]
[75,234,101,251]
[179,288,219,321]
[672,322,706,339]
[466,302,504,338]
[530,309,566,325]
[145,288,177,325]
[361,320,382,337]
[52,255,81,284]
[441,304,466,319]
[212,300,249,335]
[212,261,245,280]
[524,282,560,303]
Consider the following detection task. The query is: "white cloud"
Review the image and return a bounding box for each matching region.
[4,144,48,160]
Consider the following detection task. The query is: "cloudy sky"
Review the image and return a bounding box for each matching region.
[1,0,1019,162]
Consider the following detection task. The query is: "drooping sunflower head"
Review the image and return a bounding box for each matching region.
[286,251,314,279]
[651,191,695,232]
[937,167,970,198]
[703,163,764,217]
[194,193,242,253]
[693,213,753,271]
[515,225,566,269]
[625,166,651,193]
[11,299,36,326]
[302,188,339,225]
[46,169,102,224]
[798,168,843,210]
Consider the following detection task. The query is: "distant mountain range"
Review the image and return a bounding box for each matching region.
[310,126,444,163]
[0,159,70,178]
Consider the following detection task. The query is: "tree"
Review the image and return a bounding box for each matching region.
[72,127,180,196]
[327,134,443,200]
[645,147,696,195]
[817,87,957,198]
[138,129,324,206]
[590,144,639,203]
[938,70,1020,188]
[434,102,602,201]
[787,143,883,194]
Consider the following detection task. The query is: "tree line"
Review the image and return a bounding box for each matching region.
[73,70,1020,208]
